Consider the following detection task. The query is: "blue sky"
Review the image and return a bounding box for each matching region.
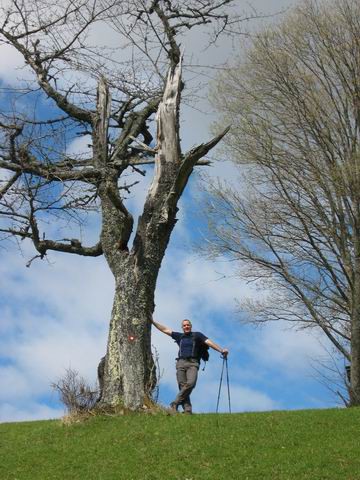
[0,0,342,423]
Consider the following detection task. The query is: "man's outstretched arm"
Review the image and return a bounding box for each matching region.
[205,338,229,357]
[151,317,173,336]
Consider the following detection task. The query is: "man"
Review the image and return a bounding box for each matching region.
[151,317,229,414]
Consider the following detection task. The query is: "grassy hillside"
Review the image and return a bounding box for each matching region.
[2,407,360,480]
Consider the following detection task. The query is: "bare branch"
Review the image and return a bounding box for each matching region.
[175,125,230,197]
[0,172,21,200]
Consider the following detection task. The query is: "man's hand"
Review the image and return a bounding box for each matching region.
[221,349,229,358]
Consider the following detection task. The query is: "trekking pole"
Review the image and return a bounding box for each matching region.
[225,357,231,414]
[216,355,225,414]
[216,354,231,414]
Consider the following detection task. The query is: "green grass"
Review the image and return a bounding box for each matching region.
[2,407,360,480]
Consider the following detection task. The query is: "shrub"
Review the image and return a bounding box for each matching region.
[52,368,99,415]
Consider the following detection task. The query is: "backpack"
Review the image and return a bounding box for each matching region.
[197,336,210,363]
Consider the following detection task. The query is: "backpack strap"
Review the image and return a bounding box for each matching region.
[178,333,198,359]
[191,332,197,358]
[178,333,193,358]
[192,332,204,360]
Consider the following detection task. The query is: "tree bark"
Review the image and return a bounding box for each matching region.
[99,257,157,409]
[350,225,360,406]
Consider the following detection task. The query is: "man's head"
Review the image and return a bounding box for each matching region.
[181,319,192,334]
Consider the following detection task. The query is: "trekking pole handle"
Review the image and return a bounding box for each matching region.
[220,349,229,358]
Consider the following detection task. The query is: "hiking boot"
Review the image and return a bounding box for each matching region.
[169,402,178,413]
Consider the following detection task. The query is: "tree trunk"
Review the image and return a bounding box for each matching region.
[350,229,360,406]
[97,191,178,410]
[99,256,157,409]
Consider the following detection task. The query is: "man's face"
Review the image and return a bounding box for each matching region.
[182,321,192,334]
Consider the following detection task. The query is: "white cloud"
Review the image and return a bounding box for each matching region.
[0,366,30,402]
[193,381,279,413]
[0,245,113,326]
[0,169,13,182]
[0,402,63,424]
[0,43,28,83]
[0,242,112,421]
[66,135,92,157]
[14,327,105,388]
[243,322,326,376]
[154,250,258,336]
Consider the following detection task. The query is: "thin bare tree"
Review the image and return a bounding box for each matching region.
[205,0,360,405]
[0,0,252,410]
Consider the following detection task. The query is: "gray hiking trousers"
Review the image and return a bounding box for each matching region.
[173,358,199,412]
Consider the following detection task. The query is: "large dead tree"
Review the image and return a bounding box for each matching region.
[0,0,239,409]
